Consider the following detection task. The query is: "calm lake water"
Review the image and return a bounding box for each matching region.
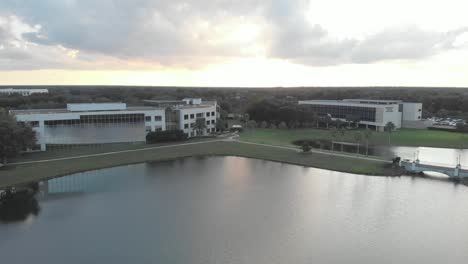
[1,156,468,263]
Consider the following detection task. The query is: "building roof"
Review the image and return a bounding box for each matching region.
[298,100,399,108]
[10,105,163,115]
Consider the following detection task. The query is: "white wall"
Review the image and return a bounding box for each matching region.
[179,106,217,137]
[401,103,422,121]
[13,109,165,151]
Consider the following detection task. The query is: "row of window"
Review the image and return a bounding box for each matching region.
[183,111,216,120]
[183,119,216,129]
[306,105,377,122]
[145,116,162,122]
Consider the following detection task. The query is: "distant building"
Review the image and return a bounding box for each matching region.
[0,88,49,96]
[298,99,427,131]
[11,99,218,151]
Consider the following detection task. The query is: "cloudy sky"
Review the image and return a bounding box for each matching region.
[1,0,468,86]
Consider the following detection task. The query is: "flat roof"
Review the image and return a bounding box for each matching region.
[298,100,399,108]
[10,106,163,115]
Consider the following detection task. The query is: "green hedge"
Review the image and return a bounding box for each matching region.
[146,130,187,144]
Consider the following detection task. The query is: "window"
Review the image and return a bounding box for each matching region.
[155,127,162,131]
[145,126,152,132]
[154,116,162,121]
[184,114,189,120]
[196,113,204,118]
[184,124,189,129]
[190,114,195,119]
[206,112,210,117]
[418,109,422,112]
[145,116,152,122]
[190,123,195,128]
[211,111,215,116]
[30,121,40,127]
[206,120,210,125]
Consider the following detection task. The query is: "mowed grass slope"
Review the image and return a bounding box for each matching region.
[240,128,468,148]
[0,141,390,188]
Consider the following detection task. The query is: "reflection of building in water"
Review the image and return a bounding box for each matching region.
[40,171,109,195]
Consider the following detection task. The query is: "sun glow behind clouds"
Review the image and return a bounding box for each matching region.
[1,0,468,86]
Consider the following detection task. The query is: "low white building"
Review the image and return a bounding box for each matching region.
[0,88,49,96]
[11,103,166,151]
[11,99,218,151]
[298,99,425,131]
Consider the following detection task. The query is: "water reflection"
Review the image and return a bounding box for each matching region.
[303,139,468,168]
[1,157,468,264]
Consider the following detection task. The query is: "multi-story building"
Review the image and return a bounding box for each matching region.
[11,99,217,151]
[144,98,218,137]
[0,88,49,96]
[298,99,426,131]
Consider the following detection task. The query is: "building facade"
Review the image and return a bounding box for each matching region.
[144,98,218,137]
[298,99,424,131]
[0,88,49,96]
[11,99,217,151]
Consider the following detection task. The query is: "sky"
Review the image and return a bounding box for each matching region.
[1,0,468,87]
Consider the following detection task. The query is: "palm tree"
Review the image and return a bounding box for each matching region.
[354,132,363,154]
[363,129,373,156]
[194,118,207,136]
[384,122,396,146]
[323,115,332,129]
[330,127,339,151]
[338,127,346,152]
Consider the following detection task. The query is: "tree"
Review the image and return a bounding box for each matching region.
[0,110,37,164]
[278,121,288,129]
[338,127,346,151]
[193,118,207,136]
[245,120,257,129]
[384,122,396,145]
[301,143,312,153]
[260,121,268,128]
[353,131,363,154]
[363,129,373,156]
[216,118,226,132]
[330,128,339,151]
[323,115,332,129]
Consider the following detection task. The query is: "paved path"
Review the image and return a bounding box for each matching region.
[7,134,390,166]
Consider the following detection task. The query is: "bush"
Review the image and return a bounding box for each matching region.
[301,143,312,152]
[146,130,187,144]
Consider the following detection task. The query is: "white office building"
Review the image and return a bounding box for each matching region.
[144,98,218,137]
[298,99,426,131]
[0,88,49,96]
[11,99,218,151]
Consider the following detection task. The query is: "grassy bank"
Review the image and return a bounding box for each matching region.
[240,128,468,148]
[0,140,393,188]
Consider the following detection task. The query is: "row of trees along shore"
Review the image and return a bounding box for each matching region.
[0,109,37,165]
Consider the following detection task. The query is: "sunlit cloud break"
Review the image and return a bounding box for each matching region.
[1,0,468,86]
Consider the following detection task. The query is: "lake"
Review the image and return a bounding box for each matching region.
[1,156,468,263]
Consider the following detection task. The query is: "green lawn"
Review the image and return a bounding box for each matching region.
[240,128,468,148]
[0,140,392,188]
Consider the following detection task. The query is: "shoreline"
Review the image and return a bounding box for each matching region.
[0,139,465,189]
